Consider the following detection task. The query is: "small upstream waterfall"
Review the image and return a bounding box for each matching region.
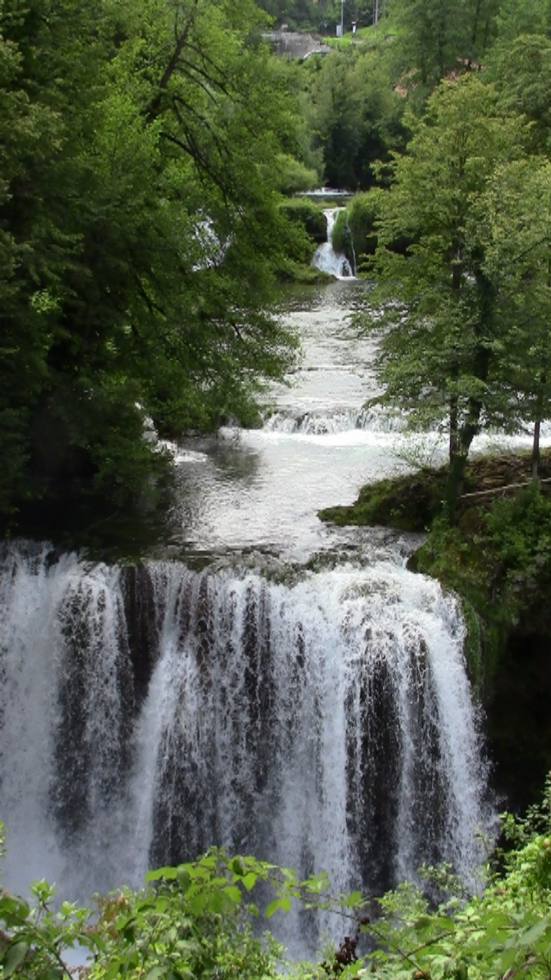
[0,542,492,931]
[312,209,354,279]
[264,405,405,434]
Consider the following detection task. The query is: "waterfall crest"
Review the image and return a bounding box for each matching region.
[0,542,492,913]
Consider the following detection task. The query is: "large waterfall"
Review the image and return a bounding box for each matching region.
[0,543,491,909]
[0,281,513,951]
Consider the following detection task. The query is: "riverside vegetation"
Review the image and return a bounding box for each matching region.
[2,779,551,979]
[311,1,551,808]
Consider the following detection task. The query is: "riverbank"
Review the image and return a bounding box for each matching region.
[319,449,551,811]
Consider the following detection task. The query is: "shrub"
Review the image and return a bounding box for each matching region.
[279,198,327,240]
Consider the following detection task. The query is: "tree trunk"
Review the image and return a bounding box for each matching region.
[449,393,459,462]
[532,418,541,481]
[532,371,547,480]
[444,447,468,522]
[444,396,482,522]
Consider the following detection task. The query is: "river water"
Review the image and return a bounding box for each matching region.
[0,277,528,951]
[162,280,411,563]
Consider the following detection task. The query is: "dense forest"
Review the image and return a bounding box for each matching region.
[4,0,551,534]
[3,0,551,533]
[0,0,313,533]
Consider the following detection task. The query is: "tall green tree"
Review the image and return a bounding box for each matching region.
[0,0,304,529]
[480,157,551,478]
[494,0,551,43]
[304,46,406,189]
[387,0,499,99]
[488,33,551,153]
[357,76,526,516]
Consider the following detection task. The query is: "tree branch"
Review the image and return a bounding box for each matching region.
[145,0,201,123]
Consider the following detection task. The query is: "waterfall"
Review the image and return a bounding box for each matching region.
[312,209,355,279]
[0,542,493,933]
[345,212,357,276]
[263,406,406,434]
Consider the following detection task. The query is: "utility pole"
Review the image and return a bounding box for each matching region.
[374,0,379,27]
[339,0,344,37]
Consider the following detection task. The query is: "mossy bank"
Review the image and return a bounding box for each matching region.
[320,451,551,812]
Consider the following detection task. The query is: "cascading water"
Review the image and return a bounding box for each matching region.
[312,208,354,279]
[0,546,490,923]
[1,280,528,951]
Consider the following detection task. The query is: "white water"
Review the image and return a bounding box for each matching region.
[0,548,490,938]
[312,209,355,279]
[3,280,541,948]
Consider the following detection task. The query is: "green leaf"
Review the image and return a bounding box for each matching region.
[145,966,168,980]
[188,891,208,916]
[222,886,242,905]
[344,891,364,908]
[145,866,178,882]
[2,941,30,976]
[517,915,551,946]
[230,857,245,875]
[265,896,292,918]
[104,958,123,980]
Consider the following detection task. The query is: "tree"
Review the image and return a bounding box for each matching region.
[494,0,551,44]
[488,33,551,154]
[304,45,406,190]
[356,76,526,517]
[386,0,499,100]
[480,157,551,478]
[0,0,304,530]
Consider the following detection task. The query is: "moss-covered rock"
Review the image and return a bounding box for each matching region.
[319,468,448,531]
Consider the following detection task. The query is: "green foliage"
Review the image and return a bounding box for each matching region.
[303,44,406,190]
[0,839,360,980]
[386,0,499,101]
[488,34,551,153]
[413,479,551,691]
[3,789,551,980]
[269,153,321,196]
[319,469,446,531]
[494,0,551,44]
[355,75,529,515]
[482,485,551,597]
[0,0,304,533]
[279,198,327,241]
[332,192,379,265]
[353,784,551,980]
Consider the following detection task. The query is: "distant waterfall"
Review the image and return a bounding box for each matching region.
[0,542,492,923]
[312,209,355,279]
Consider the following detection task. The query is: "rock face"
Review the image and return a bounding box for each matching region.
[486,620,551,813]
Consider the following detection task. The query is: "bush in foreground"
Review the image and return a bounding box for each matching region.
[2,782,551,979]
